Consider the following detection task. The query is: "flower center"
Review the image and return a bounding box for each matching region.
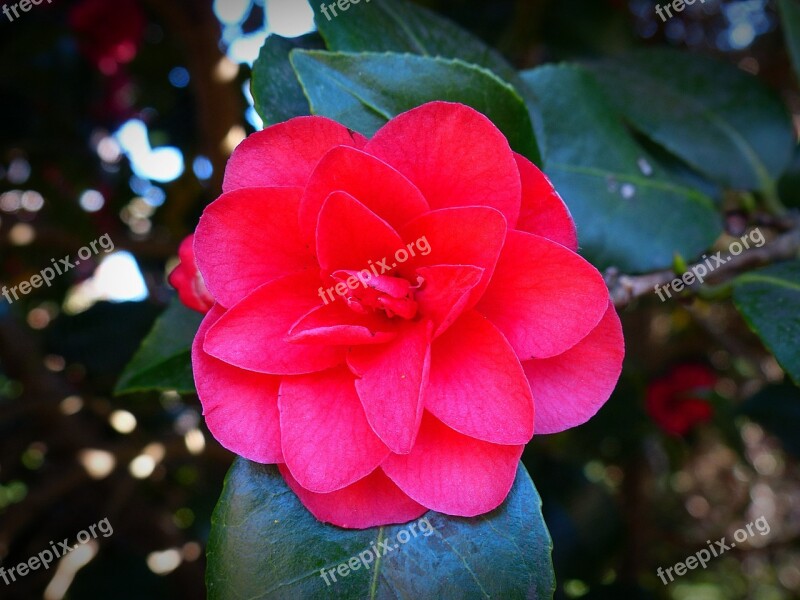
[331,270,420,319]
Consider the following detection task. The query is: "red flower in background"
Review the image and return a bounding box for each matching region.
[68,0,145,75]
[168,235,213,314]
[646,365,716,436]
[181,102,624,528]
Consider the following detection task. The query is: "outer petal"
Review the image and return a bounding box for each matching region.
[299,146,429,243]
[365,101,521,227]
[287,301,397,346]
[425,311,534,444]
[399,206,506,306]
[513,153,578,251]
[347,321,432,455]
[382,412,523,516]
[522,302,624,434]
[204,272,345,374]
[316,191,404,274]
[222,116,365,192]
[279,465,427,529]
[194,187,315,307]
[279,367,390,493]
[477,231,608,359]
[192,305,282,463]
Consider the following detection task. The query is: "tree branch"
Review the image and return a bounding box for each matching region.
[607,219,800,308]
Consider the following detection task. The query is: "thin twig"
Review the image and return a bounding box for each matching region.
[608,220,800,308]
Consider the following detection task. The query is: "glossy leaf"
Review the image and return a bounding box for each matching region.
[521,64,720,272]
[779,0,800,82]
[115,298,202,395]
[585,49,794,193]
[312,0,520,85]
[290,50,539,161]
[207,458,555,599]
[733,261,800,385]
[251,33,325,126]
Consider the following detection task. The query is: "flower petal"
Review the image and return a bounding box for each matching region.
[279,367,390,493]
[204,272,345,374]
[399,206,506,306]
[523,302,624,434]
[366,101,521,226]
[222,116,365,192]
[415,264,483,336]
[514,153,578,251]
[382,413,523,516]
[168,235,214,313]
[194,187,315,307]
[299,145,429,243]
[477,231,608,359]
[192,305,283,463]
[316,191,404,275]
[279,464,427,529]
[426,311,534,444]
[347,321,432,454]
[287,301,397,346]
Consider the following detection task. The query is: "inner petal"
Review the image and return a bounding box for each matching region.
[329,269,422,320]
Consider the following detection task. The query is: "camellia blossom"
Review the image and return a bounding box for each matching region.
[68,0,145,76]
[179,101,624,528]
[646,364,715,436]
[168,234,214,314]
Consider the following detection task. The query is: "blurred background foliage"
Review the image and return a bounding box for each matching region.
[0,0,799,598]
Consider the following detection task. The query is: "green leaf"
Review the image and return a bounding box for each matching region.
[584,48,794,193]
[207,458,555,600]
[114,298,202,395]
[779,0,800,82]
[290,50,539,161]
[251,33,325,126]
[521,64,720,272]
[733,261,800,386]
[312,0,519,86]
[740,382,800,457]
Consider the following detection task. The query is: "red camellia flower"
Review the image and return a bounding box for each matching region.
[168,234,214,314]
[68,0,145,75]
[184,102,624,528]
[646,364,716,436]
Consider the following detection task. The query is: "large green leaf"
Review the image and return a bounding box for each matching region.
[779,0,800,82]
[207,458,555,599]
[733,261,800,385]
[290,50,539,161]
[521,64,720,272]
[584,49,794,193]
[312,0,519,86]
[114,298,201,395]
[251,33,325,126]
